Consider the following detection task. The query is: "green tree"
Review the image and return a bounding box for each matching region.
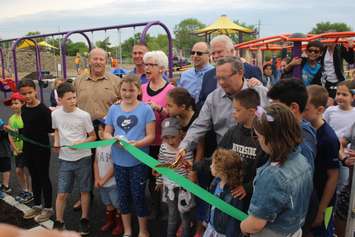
[232,20,257,43]
[310,22,352,34]
[66,41,89,56]
[25,31,45,42]
[95,37,111,50]
[174,18,205,56]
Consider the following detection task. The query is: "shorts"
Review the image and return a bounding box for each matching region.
[0,157,11,172]
[100,185,119,209]
[15,153,28,168]
[115,164,149,217]
[57,157,92,193]
[335,184,350,221]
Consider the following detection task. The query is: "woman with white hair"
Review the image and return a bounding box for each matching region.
[141,50,175,217]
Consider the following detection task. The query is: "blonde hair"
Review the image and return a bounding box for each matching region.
[212,148,243,189]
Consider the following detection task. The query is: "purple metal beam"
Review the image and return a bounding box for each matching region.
[291,41,302,80]
[140,21,174,78]
[11,38,44,101]
[0,48,5,80]
[61,31,92,79]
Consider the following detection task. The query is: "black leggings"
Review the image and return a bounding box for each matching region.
[25,146,52,208]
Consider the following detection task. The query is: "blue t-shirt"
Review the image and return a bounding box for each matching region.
[105,102,155,167]
[301,120,317,172]
[302,63,321,86]
[314,121,340,205]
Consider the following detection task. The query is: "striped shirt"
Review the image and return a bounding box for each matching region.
[157,143,193,187]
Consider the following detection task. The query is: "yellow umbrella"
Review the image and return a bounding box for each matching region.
[17,39,58,49]
[195,15,254,36]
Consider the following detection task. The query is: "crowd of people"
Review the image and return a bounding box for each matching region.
[0,34,354,237]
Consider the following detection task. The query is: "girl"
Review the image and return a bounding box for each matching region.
[240,103,313,237]
[204,148,244,237]
[166,87,206,237]
[104,75,156,237]
[324,80,355,192]
[261,63,276,89]
[50,78,64,108]
[94,120,122,236]
[18,79,53,223]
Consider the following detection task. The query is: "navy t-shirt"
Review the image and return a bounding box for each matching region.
[301,120,317,172]
[314,121,340,205]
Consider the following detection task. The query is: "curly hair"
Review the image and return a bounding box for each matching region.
[212,148,243,189]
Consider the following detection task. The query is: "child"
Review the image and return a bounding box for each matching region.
[303,85,340,236]
[0,118,12,195]
[50,78,64,108]
[19,79,53,223]
[4,92,33,203]
[334,121,355,237]
[240,103,313,237]
[284,41,323,86]
[93,119,123,236]
[204,148,244,237]
[103,76,155,237]
[219,88,265,206]
[324,80,355,192]
[156,117,194,237]
[261,63,277,88]
[51,82,96,234]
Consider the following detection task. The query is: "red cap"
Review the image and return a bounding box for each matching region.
[3,92,25,106]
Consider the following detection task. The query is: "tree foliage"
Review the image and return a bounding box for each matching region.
[232,20,257,43]
[174,18,205,56]
[310,22,352,34]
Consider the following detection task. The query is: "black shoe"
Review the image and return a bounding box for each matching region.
[53,220,65,230]
[79,218,90,236]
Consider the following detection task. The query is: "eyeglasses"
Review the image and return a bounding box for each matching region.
[307,49,321,54]
[144,63,159,67]
[190,51,209,56]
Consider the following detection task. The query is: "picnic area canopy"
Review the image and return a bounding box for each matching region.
[194,14,254,36]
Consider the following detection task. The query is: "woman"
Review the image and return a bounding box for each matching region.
[141,50,175,218]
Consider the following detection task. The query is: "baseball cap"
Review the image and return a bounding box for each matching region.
[161,117,181,138]
[3,92,25,106]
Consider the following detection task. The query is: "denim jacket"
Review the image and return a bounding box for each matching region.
[248,146,313,235]
[208,177,244,237]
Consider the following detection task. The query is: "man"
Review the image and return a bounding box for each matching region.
[74,48,121,121]
[130,43,149,84]
[321,38,354,98]
[177,56,268,159]
[178,42,213,103]
[198,35,261,109]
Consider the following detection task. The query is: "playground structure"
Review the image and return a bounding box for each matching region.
[235,31,355,79]
[0,21,173,100]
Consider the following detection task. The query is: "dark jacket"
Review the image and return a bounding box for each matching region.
[208,177,244,237]
[321,45,354,82]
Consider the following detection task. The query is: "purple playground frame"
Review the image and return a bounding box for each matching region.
[0,48,5,80]
[0,20,173,100]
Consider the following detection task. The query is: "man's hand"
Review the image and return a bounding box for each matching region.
[94,178,101,188]
[311,209,324,228]
[231,185,247,200]
[289,57,302,66]
[172,148,187,168]
[155,183,163,192]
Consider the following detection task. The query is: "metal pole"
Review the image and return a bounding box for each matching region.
[291,41,302,79]
[0,48,5,80]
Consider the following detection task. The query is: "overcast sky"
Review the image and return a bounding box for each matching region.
[0,0,354,44]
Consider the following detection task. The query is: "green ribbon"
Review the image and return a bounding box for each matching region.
[7,130,51,149]
[5,132,248,221]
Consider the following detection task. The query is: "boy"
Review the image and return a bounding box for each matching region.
[19,79,53,222]
[93,119,123,236]
[218,88,265,207]
[0,117,12,195]
[303,85,340,236]
[156,117,194,237]
[284,41,324,86]
[52,82,96,235]
[4,92,33,203]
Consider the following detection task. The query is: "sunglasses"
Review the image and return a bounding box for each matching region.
[190,51,209,56]
[307,49,321,54]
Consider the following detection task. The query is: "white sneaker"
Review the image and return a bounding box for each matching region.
[34,208,53,222]
[23,206,42,219]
